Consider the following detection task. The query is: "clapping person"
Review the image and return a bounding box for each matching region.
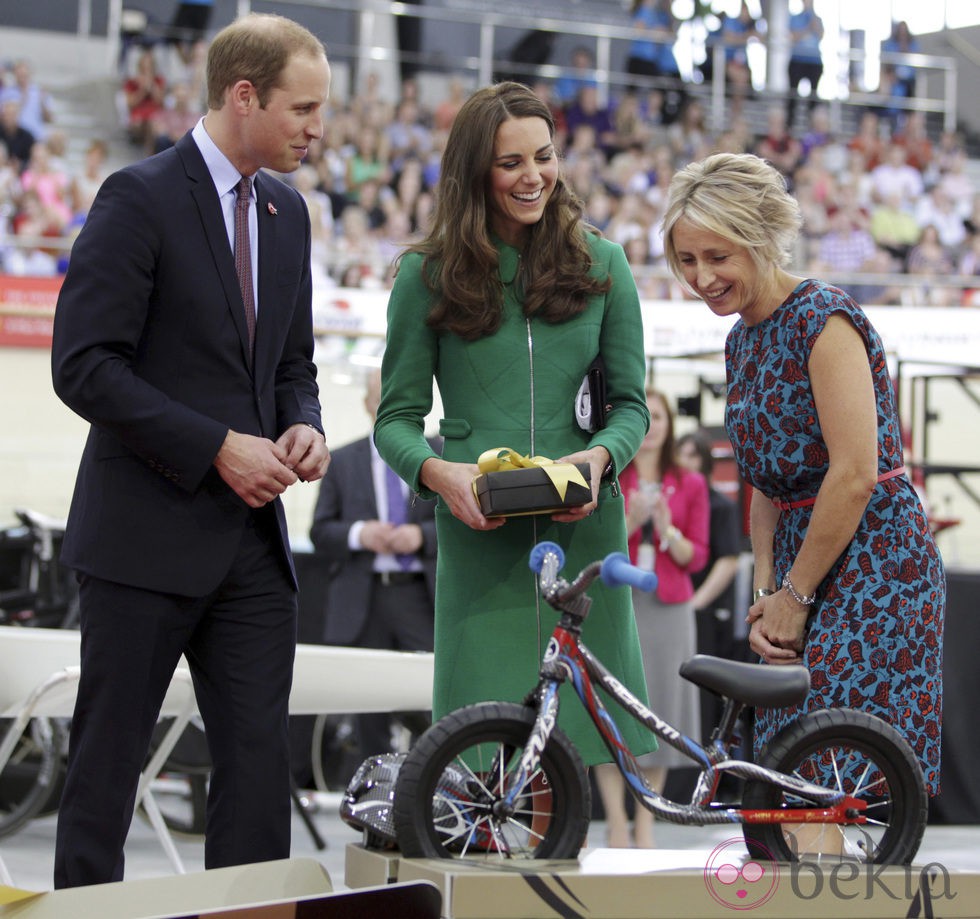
[594,389,709,847]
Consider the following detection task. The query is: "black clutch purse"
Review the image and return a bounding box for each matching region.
[574,355,607,434]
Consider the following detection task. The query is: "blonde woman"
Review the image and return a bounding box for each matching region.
[660,153,944,808]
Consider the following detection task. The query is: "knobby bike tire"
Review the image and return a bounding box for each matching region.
[0,717,61,839]
[742,708,927,864]
[393,702,590,861]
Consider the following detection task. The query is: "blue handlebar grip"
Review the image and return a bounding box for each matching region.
[601,552,658,592]
[529,541,565,573]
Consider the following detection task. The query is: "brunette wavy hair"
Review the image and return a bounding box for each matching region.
[404,81,609,340]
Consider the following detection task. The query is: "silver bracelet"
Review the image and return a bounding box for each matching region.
[753,587,774,604]
[782,573,816,607]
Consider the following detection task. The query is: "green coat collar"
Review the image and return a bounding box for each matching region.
[495,239,520,285]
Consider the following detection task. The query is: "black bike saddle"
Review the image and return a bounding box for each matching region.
[679,654,810,708]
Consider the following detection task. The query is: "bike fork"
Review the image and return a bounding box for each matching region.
[494,681,561,820]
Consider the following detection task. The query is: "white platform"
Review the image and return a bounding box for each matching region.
[0,625,433,880]
[0,625,434,720]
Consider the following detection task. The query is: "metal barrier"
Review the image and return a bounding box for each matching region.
[75,0,954,136]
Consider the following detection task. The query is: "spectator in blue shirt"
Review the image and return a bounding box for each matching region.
[787,0,824,128]
[881,20,920,102]
[625,0,685,125]
[722,2,759,112]
[0,59,52,142]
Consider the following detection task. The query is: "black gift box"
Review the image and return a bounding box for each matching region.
[473,464,592,517]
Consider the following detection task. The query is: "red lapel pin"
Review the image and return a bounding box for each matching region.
[267,202,278,216]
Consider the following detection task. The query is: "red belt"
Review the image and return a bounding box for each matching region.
[772,466,907,511]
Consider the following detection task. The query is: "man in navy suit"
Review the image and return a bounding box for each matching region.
[50,13,331,887]
[310,369,437,758]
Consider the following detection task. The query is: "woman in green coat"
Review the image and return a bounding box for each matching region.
[374,82,655,767]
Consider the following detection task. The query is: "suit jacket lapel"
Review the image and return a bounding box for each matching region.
[254,174,279,382]
[355,438,378,518]
[176,135,253,372]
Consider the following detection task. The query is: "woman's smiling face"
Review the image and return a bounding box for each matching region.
[488,116,558,247]
[670,217,767,323]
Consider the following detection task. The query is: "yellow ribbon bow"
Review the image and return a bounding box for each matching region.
[474,447,589,501]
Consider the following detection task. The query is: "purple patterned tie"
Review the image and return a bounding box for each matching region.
[234,176,256,358]
[385,464,414,570]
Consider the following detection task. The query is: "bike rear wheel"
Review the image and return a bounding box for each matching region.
[393,702,590,861]
[742,708,927,864]
[0,718,62,839]
[138,718,211,838]
[144,772,209,837]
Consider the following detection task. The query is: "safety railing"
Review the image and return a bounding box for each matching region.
[3,228,978,310]
[40,1,961,139]
[837,48,958,133]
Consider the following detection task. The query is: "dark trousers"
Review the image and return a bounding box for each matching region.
[54,508,296,887]
[787,59,824,124]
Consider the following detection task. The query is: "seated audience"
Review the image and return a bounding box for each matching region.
[151,81,202,154]
[870,143,924,207]
[870,191,921,263]
[905,224,957,305]
[554,46,599,108]
[0,59,53,142]
[122,48,167,151]
[0,98,35,171]
[812,204,878,296]
[19,141,72,230]
[754,106,803,182]
[564,85,618,162]
[69,139,109,219]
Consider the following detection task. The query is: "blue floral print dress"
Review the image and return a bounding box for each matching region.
[725,279,944,793]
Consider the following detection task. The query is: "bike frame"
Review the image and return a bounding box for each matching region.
[501,615,866,828]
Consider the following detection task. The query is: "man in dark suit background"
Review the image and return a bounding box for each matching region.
[50,13,331,887]
[310,369,437,759]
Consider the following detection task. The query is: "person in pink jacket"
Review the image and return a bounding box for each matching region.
[595,387,710,847]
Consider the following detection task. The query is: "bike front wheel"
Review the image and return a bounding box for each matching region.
[742,708,927,865]
[393,702,590,861]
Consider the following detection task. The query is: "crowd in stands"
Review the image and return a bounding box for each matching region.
[2,12,980,308]
[0,58,94,276]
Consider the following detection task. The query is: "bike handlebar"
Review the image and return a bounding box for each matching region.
[528,541,564,574]
[529,541,658,595]
[600,552,658,593]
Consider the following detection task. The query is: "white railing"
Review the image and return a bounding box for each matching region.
[80,0,956,136]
